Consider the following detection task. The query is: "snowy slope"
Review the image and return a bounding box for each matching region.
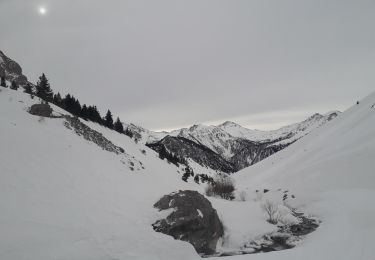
[0,88,286,260]
[215,92,375,260]
[1,86,374,260]
[0,88,201,260]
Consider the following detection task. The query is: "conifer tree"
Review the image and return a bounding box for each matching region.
[114,117,124,133]
[1,76,7,88]
[87,106,102,124]
[52,92,62,106]
[36,73,53,101]
[104,110,114,129]
[81,104,89,120]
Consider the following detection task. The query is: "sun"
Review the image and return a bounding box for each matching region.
[39,6,47,15]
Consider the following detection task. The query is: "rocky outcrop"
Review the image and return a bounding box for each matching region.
[0,50,30,86]
[64,115,125,155]
[153,190,224,255]
[29,103,53,117]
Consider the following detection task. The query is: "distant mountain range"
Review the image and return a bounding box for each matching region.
[127,111,340,173]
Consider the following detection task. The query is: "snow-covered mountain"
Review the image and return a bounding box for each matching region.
[1,49,374,260]
[138,111,339,173]
[1,85,374,260]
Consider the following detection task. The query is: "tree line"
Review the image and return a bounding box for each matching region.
[1,73,124,134]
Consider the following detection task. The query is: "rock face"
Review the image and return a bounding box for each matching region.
[0,50,30,86]
[29,103,53,117]
[153,190,224,255]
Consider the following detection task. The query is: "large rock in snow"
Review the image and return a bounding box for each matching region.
[152,190,223,255]
[29,103,53,117]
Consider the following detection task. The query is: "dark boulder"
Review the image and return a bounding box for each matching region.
[153,190,223,255]
[29,103,53,117]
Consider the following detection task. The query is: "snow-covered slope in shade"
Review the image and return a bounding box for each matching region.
[0,88,200,260]
[216,92,375,260]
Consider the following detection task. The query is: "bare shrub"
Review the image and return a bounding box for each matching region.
[261,200,280,224]
[205,175,235,200]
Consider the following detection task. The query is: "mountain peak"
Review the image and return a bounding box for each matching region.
[220,121,241,127]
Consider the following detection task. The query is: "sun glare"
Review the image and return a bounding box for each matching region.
[39,7,47,15]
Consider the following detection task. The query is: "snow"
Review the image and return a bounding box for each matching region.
[215,91,375,260]
[1,87,374,260]
[219,112,340,144]
[211,198,276,252]
[0,89,198,260]
[197,209,203,218]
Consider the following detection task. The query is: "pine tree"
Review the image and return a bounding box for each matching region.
[81,104,89,120]
[104,110,114,129]
[0,76,7,88]
[10,81,19,90]
[52,92,62,106]
[36,73,53,101]
[23,83,34,95]
[114,117,124,133]
[87,106,102,124]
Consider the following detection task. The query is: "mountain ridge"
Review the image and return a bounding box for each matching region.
[130,111,340,173]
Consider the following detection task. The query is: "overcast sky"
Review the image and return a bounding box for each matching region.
[1,0,374,131]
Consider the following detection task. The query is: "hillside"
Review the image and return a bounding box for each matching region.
[221,91,375,260]
[1,50,374,260]
[1,86,374,260]
[0,88,201,260]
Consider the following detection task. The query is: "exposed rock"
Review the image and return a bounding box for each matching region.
[29,103,53,117]
[64,115,125,155]
[153,190,224,255]
[0,50,31,86]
